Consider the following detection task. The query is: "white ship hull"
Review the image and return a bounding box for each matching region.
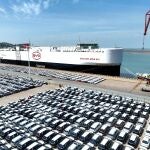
[0,45,123,76]
[0,47,122,65]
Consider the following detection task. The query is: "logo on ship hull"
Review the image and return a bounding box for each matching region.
[32,51,41,60]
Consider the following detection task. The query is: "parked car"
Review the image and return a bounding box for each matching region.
[99,123,111,135]
[145,126,150,137]
[109,141,123,150]
[49,134,65,147]
[128,134,140,148]
[107,127,119,140]
[57,137,73,150]
[139,136,150,149]
[79,131,93,143]
[117,130,129,144]
[89,133,103,146]
[67,141,83,150]
[123,122,134,132]
[133,124,143,136]
[115,119,125,129]
[98,137,112,150]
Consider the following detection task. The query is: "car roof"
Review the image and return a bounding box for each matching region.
[111,142,120,149]
[101,138,109,145]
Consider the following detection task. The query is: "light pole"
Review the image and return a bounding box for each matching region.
[27,43,31,79]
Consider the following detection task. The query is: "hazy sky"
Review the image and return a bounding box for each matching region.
[0,0,150,48]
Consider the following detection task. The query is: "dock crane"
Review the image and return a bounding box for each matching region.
[143,10,150,49]
[143,10,150,85]
[139,10,150,91]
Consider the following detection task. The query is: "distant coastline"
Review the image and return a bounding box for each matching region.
[124,49,150,54]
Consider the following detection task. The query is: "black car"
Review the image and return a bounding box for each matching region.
[91,113,101,121]
[137,117,147,127]
[132,124,143,136]
[98,137,112,150]
[117,130,129,144]
[5,131,18,142]
[56,122,70,132]
[0,145,13,150]
[89,133,103,146]
[49,119,63,129]
[107,117,117,126]
[49,134,65,147]
[82,120,94,129]
[67,141,83,150]
[115,119,125,130]
[70,127,84,139]
[75,117,87,126]
[141,111,149,119]
[64,125,77,136]
[29,125,43,134]
[42,130,58,142]
[80,145,95,150]
[37,145,53,150]
[129,115,137,124]
[113,111,121,119]
[127,134,140,148]
[11,134,26,146]
[121,113,129,121]
[90,122,101,132]
[123,146,134,150]
[99,115,107,124]
[62,113,73,121]
[79,131,93,143]
[0,128,13,138]
[107,127,119,140]
[16,137,34,150]
[123,122,134,132]
[24,122,37,131]
[109,141,124,150]
[36,128,51,139]
[99,123,111,135]
[69,115,80,123]
[57,137,73,150]
[26,142,42,150]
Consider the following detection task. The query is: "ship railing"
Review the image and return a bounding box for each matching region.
[74,48,102,52]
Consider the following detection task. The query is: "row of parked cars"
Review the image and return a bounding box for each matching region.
[0,74,47,98]
[0,86,149,149]
[0,65,105,84]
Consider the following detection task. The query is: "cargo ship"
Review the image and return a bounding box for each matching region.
[0,43,123,76]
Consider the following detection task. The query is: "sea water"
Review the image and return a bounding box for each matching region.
[121,51,150,78]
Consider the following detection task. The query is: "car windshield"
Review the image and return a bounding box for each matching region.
[143,140,148,144]
[146,130,150,133]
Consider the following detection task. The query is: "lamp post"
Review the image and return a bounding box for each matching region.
[27,43,31,79]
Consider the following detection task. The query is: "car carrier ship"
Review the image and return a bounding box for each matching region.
[0,43,123,76]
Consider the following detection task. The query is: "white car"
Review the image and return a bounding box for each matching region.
[140,136,150,149]
[138,147,148,150]
[145,126,150,137]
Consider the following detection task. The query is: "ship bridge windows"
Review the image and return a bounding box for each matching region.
[50,47,61,52]
[77,43,99,49]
